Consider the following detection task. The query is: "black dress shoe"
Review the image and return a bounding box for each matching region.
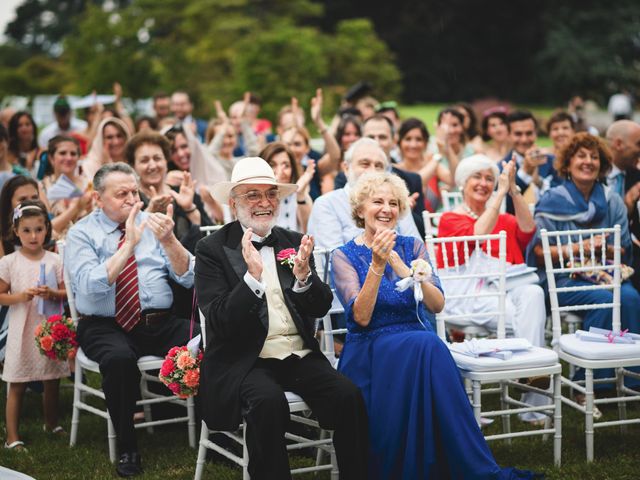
[116,452,143,477]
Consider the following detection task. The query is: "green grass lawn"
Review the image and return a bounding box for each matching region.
[1,371,639,479]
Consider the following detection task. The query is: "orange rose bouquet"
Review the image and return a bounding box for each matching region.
[158,335,202,398]
[35,314,78,361]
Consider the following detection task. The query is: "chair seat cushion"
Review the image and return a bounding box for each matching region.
[450,345,558,372]
[560,333,640,360]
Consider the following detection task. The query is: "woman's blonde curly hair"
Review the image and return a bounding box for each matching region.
[350,171,409,228]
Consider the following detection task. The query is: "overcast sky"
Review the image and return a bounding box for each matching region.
[0,1,22,41]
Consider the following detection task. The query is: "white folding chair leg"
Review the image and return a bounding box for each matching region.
[187,397,196,448]
[107,417,117,463]
[330,448,339,480]
[553,373,562,467]
[69,363,82,448]
[472,381,482,428]
[500,382,511,442]
[616,367,628,434]
[194,421,209,480]
[242,422,250,480]
[585,369,595,462]
[140,374,154,434]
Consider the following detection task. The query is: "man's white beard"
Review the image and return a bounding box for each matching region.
[235,203,280,237]
[346,170,360,186]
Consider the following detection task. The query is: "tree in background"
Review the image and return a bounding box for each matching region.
[4,0,639,108]
[534,0,640,103]
[1,0,402,119]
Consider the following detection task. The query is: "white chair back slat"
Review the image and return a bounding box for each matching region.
[425,231,507,341]
[312,248,332,284]
[442,190,507,213]
[422,211,443,238]
[57,241,79,324]
[441,191,464,211]
[541,225,622,349]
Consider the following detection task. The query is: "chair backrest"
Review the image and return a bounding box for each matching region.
[425,231,507,340]
[422,211,444,238]
[441,190,507,213]
[199,308,207,347]
[312,247,332,284]
[540,225,621,347]
[200,225,224,236]
[57,240,80,324]
[442,190,464,211]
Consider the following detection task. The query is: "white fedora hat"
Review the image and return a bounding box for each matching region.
[210,156,298,203]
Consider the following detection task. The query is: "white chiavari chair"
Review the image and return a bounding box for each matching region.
[425,232,562,465]
[541,225,640,461]
[59,241,196,463]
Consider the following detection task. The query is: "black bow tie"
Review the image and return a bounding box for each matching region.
[252,233,277,250]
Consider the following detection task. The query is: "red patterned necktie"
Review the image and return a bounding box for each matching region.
[115,224,141,331]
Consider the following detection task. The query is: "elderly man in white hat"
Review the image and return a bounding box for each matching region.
[194,157,368,480]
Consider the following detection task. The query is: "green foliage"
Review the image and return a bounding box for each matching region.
[0,51,72,97]
[326,18,402,103]
[62,3,157,98]
[0,1,402,122]
[534,0,640,103]
[232,22,327,119]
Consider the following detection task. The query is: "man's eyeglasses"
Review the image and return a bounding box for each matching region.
[234,189,279,203]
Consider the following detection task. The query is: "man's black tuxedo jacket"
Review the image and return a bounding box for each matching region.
[194,222,333,430]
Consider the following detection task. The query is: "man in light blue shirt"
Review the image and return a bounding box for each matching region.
[65,162,196,477]
[308,137,422,250]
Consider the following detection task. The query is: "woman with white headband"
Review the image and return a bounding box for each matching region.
[436,154,549,426]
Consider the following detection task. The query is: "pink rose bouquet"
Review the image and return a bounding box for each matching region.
[35,314,78,361]
[158,345,203,398]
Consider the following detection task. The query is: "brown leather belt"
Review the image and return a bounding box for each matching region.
[82,309,171,327]
[138,309,171,327]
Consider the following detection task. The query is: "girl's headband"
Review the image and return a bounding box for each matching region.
[13,205,44,222]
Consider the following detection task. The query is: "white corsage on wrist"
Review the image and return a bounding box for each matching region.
[395,259,433,329]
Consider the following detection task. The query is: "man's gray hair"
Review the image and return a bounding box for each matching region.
[93,162,139,193]
[344,137,388,166]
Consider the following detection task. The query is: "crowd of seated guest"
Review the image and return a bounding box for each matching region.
[1,85,639,477]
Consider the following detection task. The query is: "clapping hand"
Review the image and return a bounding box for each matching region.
[214,100,229,123]
[296,159,316,194]
[123,202,146,248]
[310,88,324,129]
[497,159,513,195]
[146,185,172,213]
[371,229,396,267]
[290,97,301,128]
[408,192,419,209]
[293,235,314,282]
[501,156,517,195]
[147,203,175,243]
[242,228,263,281]
[168,171,197,212]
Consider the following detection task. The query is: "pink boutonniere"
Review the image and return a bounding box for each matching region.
[276,248,297,268]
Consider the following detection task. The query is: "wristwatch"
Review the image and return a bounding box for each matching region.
[297,270,312,285]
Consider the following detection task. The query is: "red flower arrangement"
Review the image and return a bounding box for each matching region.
[158,345,203,398]
[35,314,78,361]
[276,248,297,268]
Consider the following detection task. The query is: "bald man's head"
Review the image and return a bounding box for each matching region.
[606,120,640,169]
